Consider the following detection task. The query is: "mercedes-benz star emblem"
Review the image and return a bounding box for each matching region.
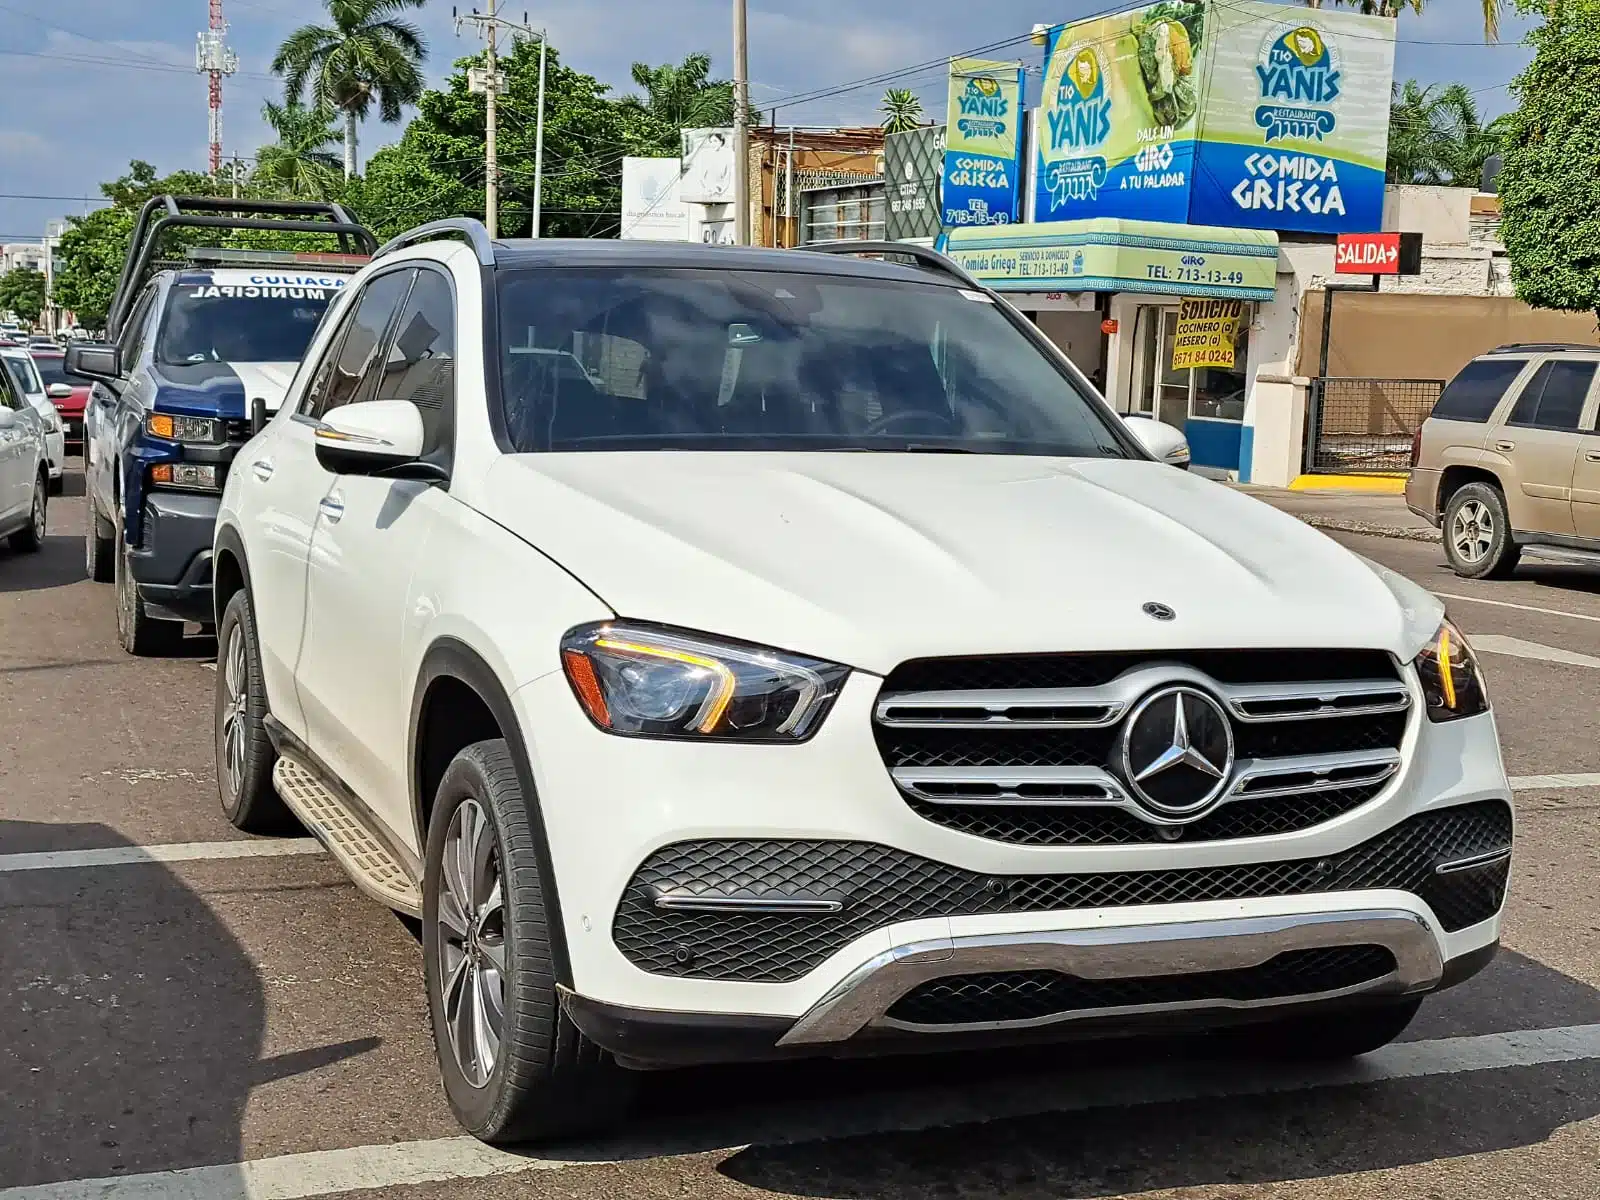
[1142,602,1176,621]
[1120,686,1235,817]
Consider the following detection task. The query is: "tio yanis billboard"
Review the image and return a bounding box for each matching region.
[1032,0,1395,235]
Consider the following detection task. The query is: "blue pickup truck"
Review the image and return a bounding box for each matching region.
[68,196,374,655]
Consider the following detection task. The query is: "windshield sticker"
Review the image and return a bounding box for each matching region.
[245,274,349,288]
[187,285,331,300]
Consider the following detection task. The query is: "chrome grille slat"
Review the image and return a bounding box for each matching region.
[1228,749,1402,801]
[891,765,1129,807]
[1223,679,1411,723]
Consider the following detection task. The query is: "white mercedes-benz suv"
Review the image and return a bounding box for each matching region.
[213,220,1512,1144]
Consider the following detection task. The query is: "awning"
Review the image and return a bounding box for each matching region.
[944,218,1279,301]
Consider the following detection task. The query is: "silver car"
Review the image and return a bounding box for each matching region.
[0,345,48,551]
[1,346,64,492]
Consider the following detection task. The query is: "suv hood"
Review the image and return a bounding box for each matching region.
[484,453,1443,675]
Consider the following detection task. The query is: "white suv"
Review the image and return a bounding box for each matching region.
[214,221,1514,1144]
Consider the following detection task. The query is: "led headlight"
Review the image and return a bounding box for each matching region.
[146,413,221,443]
[560,623,849,741]
[1413,619,1488,722]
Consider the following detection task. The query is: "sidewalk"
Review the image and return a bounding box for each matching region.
[1231,484,1441,542]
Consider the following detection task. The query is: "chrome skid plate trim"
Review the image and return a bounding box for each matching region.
[777,907,1443,1047]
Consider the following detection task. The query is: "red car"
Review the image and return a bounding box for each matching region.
[30,350,88,452]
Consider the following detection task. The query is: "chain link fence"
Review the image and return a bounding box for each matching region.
[1306,377,1444,474]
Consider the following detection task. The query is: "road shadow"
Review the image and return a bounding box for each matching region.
[695,949,1600,1198]
[0,534,83,594]
[0,820,377,1189]
[54,472,86,499]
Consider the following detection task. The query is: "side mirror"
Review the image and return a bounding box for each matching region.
[46,383,74,400]
[0,408,15,430]
[314,400,443,481]
[64,342,122,384]
[1122,413,1192,469]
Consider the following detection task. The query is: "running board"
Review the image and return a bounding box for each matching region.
[1520,543,1600,568]
[272,756,423,917]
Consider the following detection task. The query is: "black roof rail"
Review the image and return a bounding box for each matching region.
[796,239,983,290]
[106,195,377,338]
[1486,342,1600,354]
[375,218,497,267]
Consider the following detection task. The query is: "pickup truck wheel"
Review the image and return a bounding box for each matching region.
[1246,996,1423,1060]
[423,740,635,1144]
[85,495,114,582]
[8,473,45,553]
[216,589,296,834]
[1443,483,1519,580]
[114,515,185,656]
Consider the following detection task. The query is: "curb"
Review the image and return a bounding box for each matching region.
[1299,516,1441,543]
[1288,474,1408,495]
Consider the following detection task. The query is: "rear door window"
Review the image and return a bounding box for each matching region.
[1432,358,1527,423]
[1508,360,1597,431]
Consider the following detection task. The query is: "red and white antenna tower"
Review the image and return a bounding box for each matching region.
[195,0,240,176]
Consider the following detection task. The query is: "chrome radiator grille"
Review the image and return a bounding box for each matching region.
[874,650,1411,847]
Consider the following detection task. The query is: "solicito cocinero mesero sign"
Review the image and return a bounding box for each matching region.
[941,57,1025,228]
[1032,1,1394,236]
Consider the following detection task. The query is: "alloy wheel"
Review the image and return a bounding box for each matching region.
[30,479,44,542]
[1451,499,1493,564]
[435,798,507,1089]
[218,623,249,801]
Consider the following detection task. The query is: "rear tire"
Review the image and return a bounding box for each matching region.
[1247,997,1422,1060]
[114,512,185,656]
[215,589,296,834]
[86,493,114,582]
[1443,482,1519,580]
[423,740,635,1144]
[8,473,45,553]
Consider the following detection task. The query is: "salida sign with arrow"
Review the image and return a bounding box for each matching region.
[1334,231,1423,276]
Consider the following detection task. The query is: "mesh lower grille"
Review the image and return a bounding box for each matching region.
[612,801,1511,982]
[885,946,1399,1026]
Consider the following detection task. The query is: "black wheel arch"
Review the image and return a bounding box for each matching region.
[212,523,253,629]
[409,637,573,989]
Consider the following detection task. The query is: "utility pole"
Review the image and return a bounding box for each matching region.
[456,7,546,239]
[732,0,750,245]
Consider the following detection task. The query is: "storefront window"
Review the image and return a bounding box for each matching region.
[1132,303,1252,428]
[801,185,887,244]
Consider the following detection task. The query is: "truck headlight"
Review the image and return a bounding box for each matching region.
[147,413,221,444]
[560,623,849,741]
[1414,619,1488,721]
[149,462,221,492]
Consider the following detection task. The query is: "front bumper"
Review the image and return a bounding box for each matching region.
[129,490,218,624]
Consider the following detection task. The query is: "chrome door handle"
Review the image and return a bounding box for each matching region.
[318,495,345,523]
[251,459,275,481]
[1493,440,1515,452]
[1586,451,1600,463]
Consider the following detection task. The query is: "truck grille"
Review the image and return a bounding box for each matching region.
[874,650,1411,847]
[612,800,1511,982]
[885,945,1399,1027]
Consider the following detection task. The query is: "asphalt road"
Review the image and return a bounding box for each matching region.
[3,472,1599,1200]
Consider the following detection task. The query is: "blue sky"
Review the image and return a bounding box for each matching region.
[0,0,1539,244]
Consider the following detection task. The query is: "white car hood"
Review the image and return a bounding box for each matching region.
[232,362,299,412]
[483,453,1443,675]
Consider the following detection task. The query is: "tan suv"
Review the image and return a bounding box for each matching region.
[1408,343,1600,579]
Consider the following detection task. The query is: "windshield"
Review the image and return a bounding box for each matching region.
[31,356,68,389]
[157,288,335,366]
[4,355,43,395]
[495,268,1128,457]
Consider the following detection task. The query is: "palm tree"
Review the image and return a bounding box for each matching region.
[626,53,734,130]
[271,0,429,180]
[881,88,924,134]
[1386,80,1503,187]
[252,99,343,199]
[1301,0,1504,43]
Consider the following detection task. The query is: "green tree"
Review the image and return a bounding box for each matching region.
[1386,80,1504,187]
[880,88,924,134]
[623,52,734,141]
[271,0,429,179]
[0,268,47,326]
[1497,0,1600,316]
[252,98,344,199]
[353,39,665,239]
[1301,0,1505,42]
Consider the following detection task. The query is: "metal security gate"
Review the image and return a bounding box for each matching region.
[1306,377,1443,474]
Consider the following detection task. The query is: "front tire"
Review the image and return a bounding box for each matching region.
[423,740,635,1144]
[1248,996,1422,1060]
[215,589,295,834]
[8,473,45,553]
[86,493,115,582]
[1443,482,1519,579]
[114,512,185,656]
